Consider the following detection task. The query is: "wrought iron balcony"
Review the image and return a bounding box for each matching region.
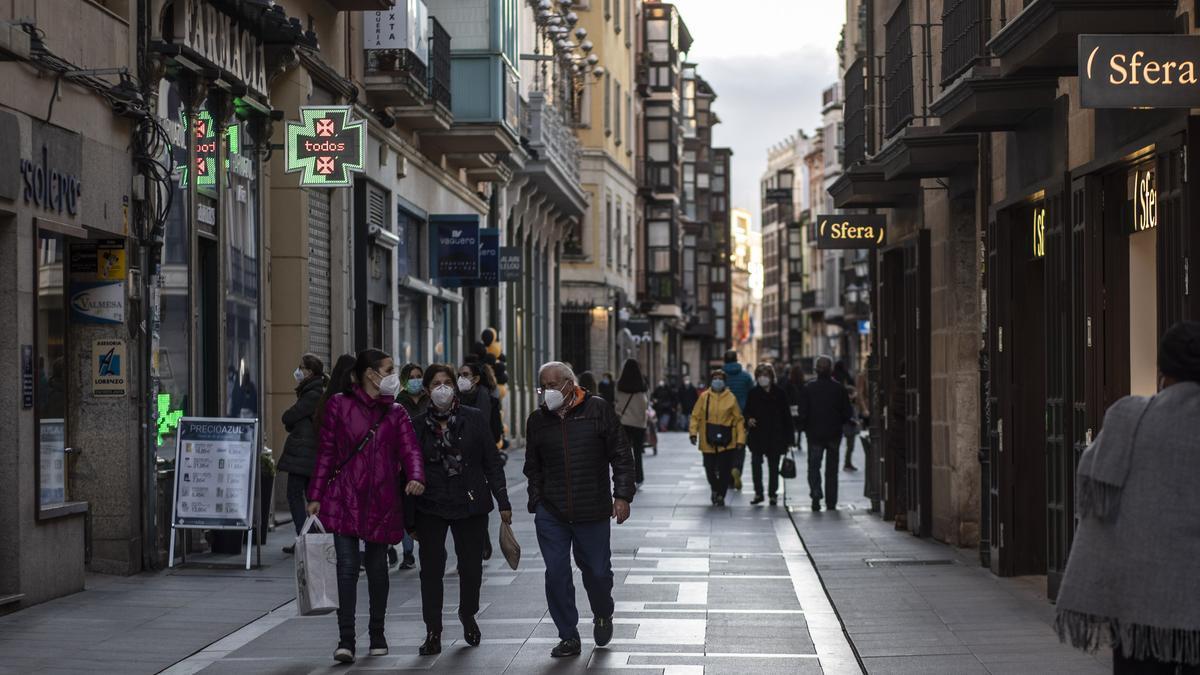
[524,92,581,191]
[941,0,988,86]
[883,0,915,139]
[364,48,428,108]
[428,18,452,111]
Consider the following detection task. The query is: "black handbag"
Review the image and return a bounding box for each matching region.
[780,449,797,479]
[703,395,733,448]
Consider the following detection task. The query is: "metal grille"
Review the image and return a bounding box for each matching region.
[307,190,333,367]
[365,48,428,87]
[844,57,867,165]
[884,0,915,139]
[941,0,987,85]
[428,18,452,109]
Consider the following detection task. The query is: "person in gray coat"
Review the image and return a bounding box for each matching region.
[1056,321,1200,674]
[278,353,328,552]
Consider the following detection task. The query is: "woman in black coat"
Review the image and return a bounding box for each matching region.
[278,353,328,550]
[743,363,794,506]
[412,364,511,657]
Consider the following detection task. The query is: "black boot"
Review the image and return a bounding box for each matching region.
[551,638,582,657]
[461,613,482,647]
[418,632,441,656]
[751,494,765,505]
[812,499,822,512]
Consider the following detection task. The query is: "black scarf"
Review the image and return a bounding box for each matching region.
[425,397,463,477]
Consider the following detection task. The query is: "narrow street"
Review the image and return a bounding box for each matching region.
[0,432,1101,674]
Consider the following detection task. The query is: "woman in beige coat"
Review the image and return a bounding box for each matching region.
[613,359,650,485]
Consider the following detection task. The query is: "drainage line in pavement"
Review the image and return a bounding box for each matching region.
[783,502,868,674]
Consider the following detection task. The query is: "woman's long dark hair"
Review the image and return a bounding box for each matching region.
[353,349,391,387]
[787,364,806,387]
[316,353,357,428]
[300,353,325,377]
[617,358,647,393]
[460,361,497,390]
[578,371,599,394]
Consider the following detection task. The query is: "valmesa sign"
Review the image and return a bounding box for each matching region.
[1080,34,1200,109]
[815,214,886,249]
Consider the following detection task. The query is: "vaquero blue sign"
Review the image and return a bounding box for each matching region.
[430,214,481,286]
[460,229,499,288]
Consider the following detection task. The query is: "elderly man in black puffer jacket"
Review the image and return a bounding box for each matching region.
[524,361,636,659]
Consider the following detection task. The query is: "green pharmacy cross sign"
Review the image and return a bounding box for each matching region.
[285,106,366,187]
[178,109,241,188]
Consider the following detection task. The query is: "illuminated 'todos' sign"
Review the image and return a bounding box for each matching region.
[285,106,366,187]
[814,214,887,249]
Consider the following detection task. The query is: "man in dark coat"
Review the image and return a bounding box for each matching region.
[524,361,636,659]
[743,364,793,505]
[798,355,852,512]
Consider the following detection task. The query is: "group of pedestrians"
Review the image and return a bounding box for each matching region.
[276,350,635,663]
[686,351,867,511]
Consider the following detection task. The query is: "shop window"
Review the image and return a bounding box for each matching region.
[36,231,68,509]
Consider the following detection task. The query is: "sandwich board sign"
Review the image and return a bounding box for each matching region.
[168,417,260,570]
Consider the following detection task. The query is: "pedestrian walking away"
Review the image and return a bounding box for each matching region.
[410,364,512,656]
[614,358,650,485]
[676,376,699,430]
[277,353,329,553]
[1056,321,1200,675]
[651,379,678,433]
[721,350,754,490]
[798,355,852,512]
[833,360,859,472]
[395,362,430,570]
[524,361,636,659]
[306,349,426,664]
[689,369,746,507]
[599,371,616,404]
[743,363,792,506]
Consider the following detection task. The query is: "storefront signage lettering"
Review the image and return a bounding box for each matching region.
[499,246,522,282]
[430,214,481,286]
[20,145,82,216]
[70,281,125,325]
[171,417,259,531]
[814,214,886,249]
[1132,168,1158,232]
[170,0,268,98]
[285,106,366,187]
[364,2,429,61]
[1080,35,1200,109]
[460,228,500,288]
[92,339,127,398]
[1032,208,1046,259]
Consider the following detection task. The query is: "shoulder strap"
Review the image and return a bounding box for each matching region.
[620,393,635,417]
[332,405,391,479]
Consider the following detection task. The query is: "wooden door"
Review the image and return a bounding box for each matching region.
[986,211,1009,574]
[1157,136,1187,334]
[1011,210,1047,577]
[879,247,907,523]
[1044,186,1072,599]
[903,231,931,537]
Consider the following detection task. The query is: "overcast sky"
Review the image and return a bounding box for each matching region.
[680,1,847,228]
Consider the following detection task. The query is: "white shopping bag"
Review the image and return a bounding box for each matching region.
[295,515,338,616]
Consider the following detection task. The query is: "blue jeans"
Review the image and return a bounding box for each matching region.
[402,532,414,556]
[534,504,614,640]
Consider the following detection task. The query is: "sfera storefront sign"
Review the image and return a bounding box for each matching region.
[1080,35,1200,109]
[814,214,886,249]
[1133,168,1158,232]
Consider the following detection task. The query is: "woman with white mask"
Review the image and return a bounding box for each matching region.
[410,364,511,656]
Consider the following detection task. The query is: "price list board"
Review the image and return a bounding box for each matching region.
[171,418,259,529]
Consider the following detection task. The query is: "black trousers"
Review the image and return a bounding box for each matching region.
[702,451,736,497]
[623,425,646,484]
[333,534,389,645]
[1113,650,1200,674]
[286,473,310,535]
[750,448,783,498]
[415,511,488,633]
[806,436,840,507]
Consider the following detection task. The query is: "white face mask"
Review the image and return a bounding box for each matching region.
[757,376,771,387]
[457,376,474,393]
[431,384,455,410]
[293,367,305,383]
[378,372,401,397]
[543,387,567,411]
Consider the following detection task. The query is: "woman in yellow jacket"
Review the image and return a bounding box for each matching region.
[689,369,746,506]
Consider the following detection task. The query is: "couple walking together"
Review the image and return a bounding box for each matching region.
[301,351,635,663]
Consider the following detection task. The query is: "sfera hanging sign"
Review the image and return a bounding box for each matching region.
[815,214,886,249]
[284,107,366,188]
[1032,207,1046,259]
[1080,35,1200,109]
[1133,168,1157,232]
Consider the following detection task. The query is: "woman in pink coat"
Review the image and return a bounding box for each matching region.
[307,349,425,664]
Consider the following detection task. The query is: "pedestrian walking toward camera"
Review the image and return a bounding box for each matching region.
[306,349,426,664]
[1056,321,1200,675]
[689,370,746,506]
[411,364,511,656]
[721,351,754,489]
[524,361,636,658]
[798,356,852,512]
[652,379,677,432]
[279,354,328,553]
[394,362,429,570]
[614,359,650,485]
[743,364,791,506]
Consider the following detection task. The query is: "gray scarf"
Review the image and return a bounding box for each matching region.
[1055,382,1200,665]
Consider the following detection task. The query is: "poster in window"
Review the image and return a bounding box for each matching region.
[39,419,65,505]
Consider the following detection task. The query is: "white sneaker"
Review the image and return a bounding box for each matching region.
[333,647,355,663]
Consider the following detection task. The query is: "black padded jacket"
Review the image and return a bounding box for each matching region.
[523,393,636,523]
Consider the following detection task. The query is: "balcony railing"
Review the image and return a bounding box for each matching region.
[366,48,428,87]
[525,92,581,187]
[884,0,915,138]
[428,17,451,110]
[941,0,988,85]
[800,289,819,310]
[844,56,867,165]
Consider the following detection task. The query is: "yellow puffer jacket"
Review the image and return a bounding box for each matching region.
[689,388,746,454]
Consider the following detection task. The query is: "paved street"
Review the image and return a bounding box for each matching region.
[0,432,1103,674]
